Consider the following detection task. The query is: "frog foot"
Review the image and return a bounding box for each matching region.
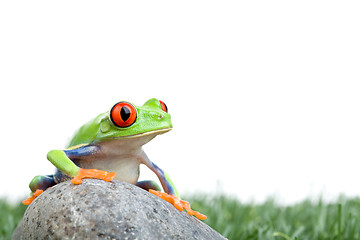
[149,189,207,220]
[22,189,44,205]
[71,168,116,185]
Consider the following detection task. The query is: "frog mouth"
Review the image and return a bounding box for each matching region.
[127,128,172,138]
[110,127,173,139]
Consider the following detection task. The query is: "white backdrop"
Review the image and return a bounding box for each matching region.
[0,1,359,204]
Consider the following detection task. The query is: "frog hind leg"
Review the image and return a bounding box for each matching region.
[136,180,161,192]
[23,175,56,205]
[29,174,56,192]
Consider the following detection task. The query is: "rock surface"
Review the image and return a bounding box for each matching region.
[13,179,225,240]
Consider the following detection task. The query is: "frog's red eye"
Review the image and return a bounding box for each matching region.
[159,100,168,113]
[110,102,137,128]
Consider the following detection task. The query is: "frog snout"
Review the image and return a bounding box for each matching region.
[155,112,172,128]
[155,112,167,120]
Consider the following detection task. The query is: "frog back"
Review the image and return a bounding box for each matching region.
[65,113,106,148]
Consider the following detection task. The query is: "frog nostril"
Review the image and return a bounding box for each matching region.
[158,115,164,119]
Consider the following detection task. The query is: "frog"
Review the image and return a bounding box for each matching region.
[22,98,206,220]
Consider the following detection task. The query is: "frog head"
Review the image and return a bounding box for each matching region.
[94,98,172,142]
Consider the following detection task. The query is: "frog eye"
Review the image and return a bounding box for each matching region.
[159,100,168,113]
[110,102,137,128]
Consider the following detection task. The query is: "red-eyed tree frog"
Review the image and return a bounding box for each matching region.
[23,98,206,220]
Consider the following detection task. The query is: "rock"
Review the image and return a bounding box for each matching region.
[13,179,225,240]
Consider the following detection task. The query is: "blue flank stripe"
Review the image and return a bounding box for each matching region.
[63,145,99,158]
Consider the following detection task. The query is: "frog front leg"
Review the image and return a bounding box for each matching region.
[52,146,116,184]
[23,145,116,205]
[139,152,207,220]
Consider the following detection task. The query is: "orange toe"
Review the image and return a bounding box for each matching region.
[149,189,207,220]
[22,189,44,205]
[104,171,116,181]
[181,200,207,220]
[71,168,116,185]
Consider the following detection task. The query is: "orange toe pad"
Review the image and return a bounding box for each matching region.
[149,189,207,220]
[22,189,44,205]
[71,168,116,185]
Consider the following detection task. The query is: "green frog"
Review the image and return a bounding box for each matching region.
[23,98,206,220]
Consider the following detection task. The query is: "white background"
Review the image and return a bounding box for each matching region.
[0,1,359,204]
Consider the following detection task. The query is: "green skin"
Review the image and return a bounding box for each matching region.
[28,98,179,198]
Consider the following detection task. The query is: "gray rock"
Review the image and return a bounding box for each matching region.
[13,179,225,240]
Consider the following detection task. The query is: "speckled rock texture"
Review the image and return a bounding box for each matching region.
[13,179,225,240]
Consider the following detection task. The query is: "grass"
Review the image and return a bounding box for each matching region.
[2,195,360,240]
[0,199,27,240]
[187,194,360,239]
